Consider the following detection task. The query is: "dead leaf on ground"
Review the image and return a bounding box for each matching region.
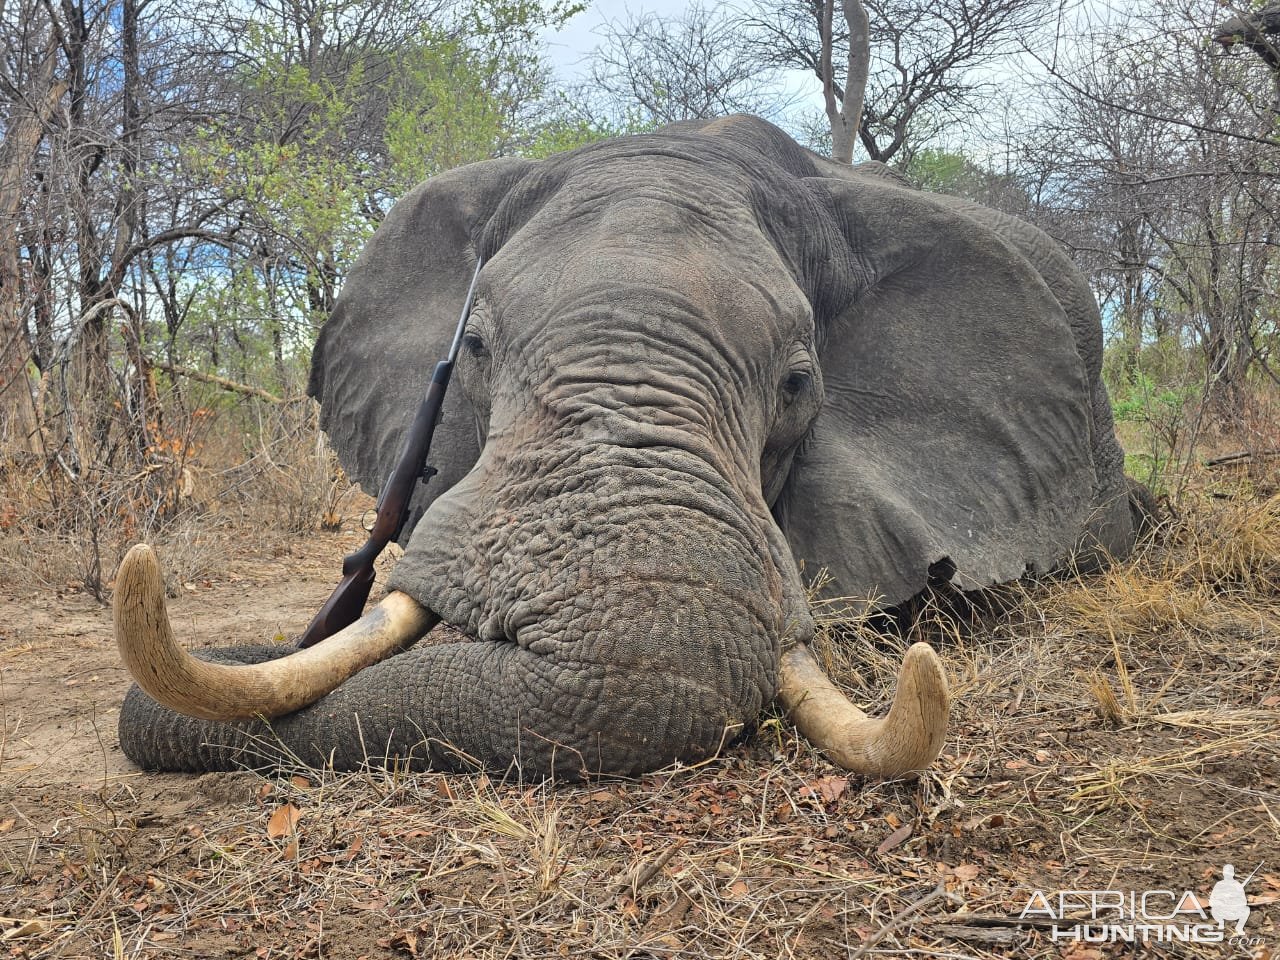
[801,776,849,804]
[378,925,430,957]
[343,835,364,861]
[876,822,913,855]
[267,802,303,838]
[0,919,47,941]
[1059,945,1104,960]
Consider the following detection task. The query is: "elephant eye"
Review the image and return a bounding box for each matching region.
[463,332,489,359]
[782,370,811,399]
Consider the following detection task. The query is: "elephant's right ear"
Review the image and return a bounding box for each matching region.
[308,157,533,541]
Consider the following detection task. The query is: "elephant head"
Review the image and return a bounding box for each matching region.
[114,117,1136,778]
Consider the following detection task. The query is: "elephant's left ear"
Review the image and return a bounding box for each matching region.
[774,173,1099,608]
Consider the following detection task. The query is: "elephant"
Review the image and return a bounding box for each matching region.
[113,115,1139,780]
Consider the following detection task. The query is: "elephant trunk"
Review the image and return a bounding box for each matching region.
[115,519,950,776]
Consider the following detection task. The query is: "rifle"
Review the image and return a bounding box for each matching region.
[296,257,484,649]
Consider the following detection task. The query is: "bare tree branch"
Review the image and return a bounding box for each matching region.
[148,360,296,403]
[586,2,789,126]
[744,0,1055,161]
[822,0,870,162]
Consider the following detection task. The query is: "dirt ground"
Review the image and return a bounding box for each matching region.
[2,498,1278,959]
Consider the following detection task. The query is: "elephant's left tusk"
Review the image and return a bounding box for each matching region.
[778,641,950,777]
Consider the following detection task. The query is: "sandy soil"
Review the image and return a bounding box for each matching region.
[1,531,363,793]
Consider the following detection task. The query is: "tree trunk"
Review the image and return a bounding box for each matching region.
[0,36,67,452]
[821,0,870,163]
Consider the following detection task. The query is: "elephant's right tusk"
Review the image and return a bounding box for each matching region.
[114,544,438,722]
[778,641,950,777]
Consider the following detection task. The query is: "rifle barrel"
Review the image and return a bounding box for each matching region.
[447,256,485,364]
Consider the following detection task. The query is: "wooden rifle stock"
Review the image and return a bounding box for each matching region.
[296,258,483,649]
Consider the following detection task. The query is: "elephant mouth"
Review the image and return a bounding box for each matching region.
[114,543,950,777]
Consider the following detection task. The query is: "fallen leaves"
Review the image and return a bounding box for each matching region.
[951,863,981,882]
[876,822,914,855]
[799,775,849,805]
[1058,944,1105,960]
[377,923,432,957]
[944,861,984,894]
[266,802,303,839]
[266,802,303,858]
[957,812,1007,832]
[0,919,47,942]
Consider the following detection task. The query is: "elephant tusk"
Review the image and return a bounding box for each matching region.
[113,544,438,722]
[778,641,950,777]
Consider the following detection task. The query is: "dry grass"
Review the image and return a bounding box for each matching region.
[2,469,1278,958]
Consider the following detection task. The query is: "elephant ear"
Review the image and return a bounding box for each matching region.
[774,173,1098,608]
[308,157,532,542]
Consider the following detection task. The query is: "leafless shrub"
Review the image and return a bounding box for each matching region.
[205,399,357,538]
[586,2,792,126]
[1,373,353,600]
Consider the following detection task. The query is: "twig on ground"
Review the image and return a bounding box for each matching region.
[613,838,686,900]
[849,882,962,959]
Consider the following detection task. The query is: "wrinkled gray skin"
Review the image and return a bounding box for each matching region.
[119,117,1138,778]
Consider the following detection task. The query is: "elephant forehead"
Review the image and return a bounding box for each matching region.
[489,257,808,380]
[551,150,761,225]
[487,208,811,353]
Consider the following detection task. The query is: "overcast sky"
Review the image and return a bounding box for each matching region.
[541,0,694,80]
[539,0,827,125]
